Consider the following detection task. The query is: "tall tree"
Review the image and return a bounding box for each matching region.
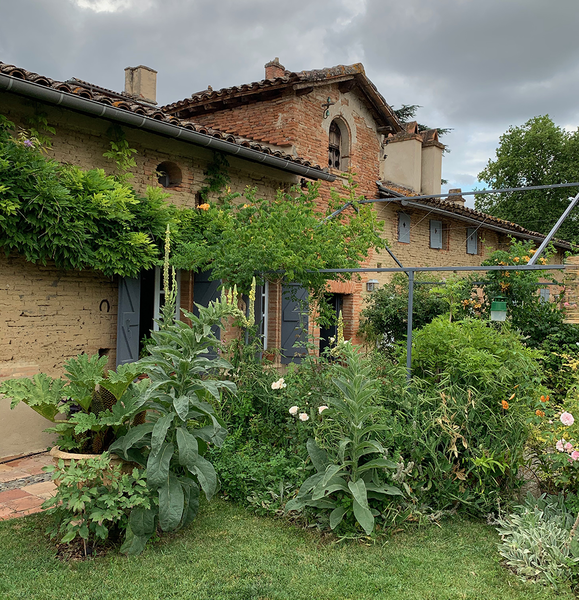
[476,116,579,243]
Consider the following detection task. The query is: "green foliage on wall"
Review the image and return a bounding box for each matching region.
[0,116,174,278]
[172,177,387,299]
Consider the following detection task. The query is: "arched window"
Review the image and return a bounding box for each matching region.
[156,161,182,188]
[329,121,341,169]
[328,118,350,171]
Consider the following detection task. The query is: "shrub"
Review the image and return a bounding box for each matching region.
[496,493,579,588]
[285,345,402,535]
[43,454,153,556]
[407,316,545,406]
[359,273,448,346]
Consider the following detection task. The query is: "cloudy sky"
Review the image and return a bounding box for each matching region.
[1,0,578,205]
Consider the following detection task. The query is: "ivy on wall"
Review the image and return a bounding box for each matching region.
[0,116,174,278]
[0,115,386,298]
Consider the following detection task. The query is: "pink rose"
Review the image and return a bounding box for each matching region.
[299,413,309,422]
[561,411,575,427]
[565,442,574,452]
[556,439,565,452]
[572,451,579,461]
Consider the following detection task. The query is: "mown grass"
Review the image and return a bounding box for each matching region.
[0,499,573,600]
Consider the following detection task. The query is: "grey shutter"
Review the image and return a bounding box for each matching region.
[430,220,442,249]
[539,288,550,303]
[281,284,309,365]
[398,213,411,243]
[192,270,221,357]
[117,277,141,366]
[466,228,478,255]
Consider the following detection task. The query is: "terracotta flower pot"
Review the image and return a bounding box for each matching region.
[49,446,136,485]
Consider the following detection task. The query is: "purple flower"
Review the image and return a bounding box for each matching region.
[23,139,33,148]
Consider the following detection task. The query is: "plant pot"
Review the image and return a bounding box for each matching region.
[49,446,136,484]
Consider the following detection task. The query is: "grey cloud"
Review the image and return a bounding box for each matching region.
[2,0,578,193]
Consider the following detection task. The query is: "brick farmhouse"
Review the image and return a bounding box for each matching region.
[0,58,571,457]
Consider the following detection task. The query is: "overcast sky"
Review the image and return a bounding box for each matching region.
[1,0,578,206]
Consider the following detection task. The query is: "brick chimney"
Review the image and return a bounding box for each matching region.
[124,65,157,104]
[448,188,465,206]
[265,58,285,80]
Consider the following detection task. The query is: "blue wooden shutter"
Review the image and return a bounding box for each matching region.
[466,228,478,255]
[430,220,442,249]
[281,284,309,364]
[193,270,221,357]
[117,277,141,366]
[398,212,411,243]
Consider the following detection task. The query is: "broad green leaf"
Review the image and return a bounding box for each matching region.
[188,455,217,501]
[285,497,307,512]
[101,361,142,400]
[321,464,342,488]
[357,458,398,473]
[348,479,370,510]
[330,506,347,530]
[0,374,65,422]
[151,413,174,456]
[159,473,185,531]
[180,478,200,528]
[307,438,330,473]
[353,498,374,535]
[109,423,153,460]
[147,442,174,490]
[121,525,150,556]
[176,427,199,469]
[296,473,323,498]
[128,507,157,538]
[173,395,190,421]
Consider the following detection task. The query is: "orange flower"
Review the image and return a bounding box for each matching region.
[540,395,549,403]
[536,409,545,417]
[509,393,516,401]
[502,400,509,410]
[198,203,210,211]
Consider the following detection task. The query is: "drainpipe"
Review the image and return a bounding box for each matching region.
[0,73,336,182]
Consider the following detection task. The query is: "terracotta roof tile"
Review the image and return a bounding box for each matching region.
[378,181,574,250]
[0,61,325,172]
[161,62,402,132]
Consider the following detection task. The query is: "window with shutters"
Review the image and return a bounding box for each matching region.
[430,220,443,249]
[398,212,411,243]
[466,227,478,255]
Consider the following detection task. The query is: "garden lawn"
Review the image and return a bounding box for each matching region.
[0,499,573,600]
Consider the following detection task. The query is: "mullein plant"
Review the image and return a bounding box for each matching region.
[111,224,247,554]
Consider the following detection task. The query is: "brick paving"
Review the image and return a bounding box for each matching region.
[0,453,56,521]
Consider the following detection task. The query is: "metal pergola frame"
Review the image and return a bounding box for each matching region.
[316,186,579,381]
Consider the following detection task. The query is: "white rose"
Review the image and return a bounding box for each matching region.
[289,406,299,416]
[271,377,286,390]
[299,413,309,422]
[318,405,329,414]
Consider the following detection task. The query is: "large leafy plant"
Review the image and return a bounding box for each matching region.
[286,346,402,535]
[110,293,243,555]
[0,354,145,452]
[43,453,153,556]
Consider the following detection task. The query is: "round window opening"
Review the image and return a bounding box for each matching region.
[156,161,182,188]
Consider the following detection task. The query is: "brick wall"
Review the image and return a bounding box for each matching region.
[0,256,118,381]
